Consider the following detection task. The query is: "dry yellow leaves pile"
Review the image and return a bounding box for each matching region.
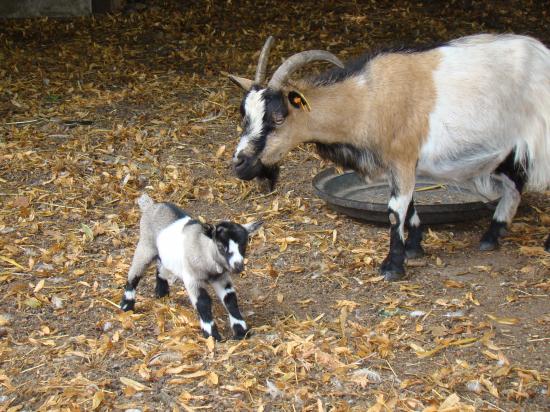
[1,0,549,410]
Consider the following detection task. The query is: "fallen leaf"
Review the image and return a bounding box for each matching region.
[120,377,151,391]
[486,314,519,325]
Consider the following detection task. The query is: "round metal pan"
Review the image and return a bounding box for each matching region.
[312,168,499,224]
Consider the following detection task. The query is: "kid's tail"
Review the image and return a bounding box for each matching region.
[137,193,155,211]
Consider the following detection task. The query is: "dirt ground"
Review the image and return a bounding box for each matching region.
[0,1,549,410]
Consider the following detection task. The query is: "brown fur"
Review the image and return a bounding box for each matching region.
[260,50,441,179]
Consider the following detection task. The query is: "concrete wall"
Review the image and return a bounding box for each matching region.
[0,0,124,17]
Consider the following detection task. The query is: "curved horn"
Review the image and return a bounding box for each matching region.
[254,36,275,84]
[268,50,344,89]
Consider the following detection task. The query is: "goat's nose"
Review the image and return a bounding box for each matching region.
[233,262,244,273]
[233,153,246,169]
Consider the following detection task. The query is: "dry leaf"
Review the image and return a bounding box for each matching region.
[91,390,104,410]
[120,377,151,391]
[486,314,519,325]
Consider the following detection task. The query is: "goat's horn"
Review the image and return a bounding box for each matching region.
[254,36,275,84]
[268,50,344,89]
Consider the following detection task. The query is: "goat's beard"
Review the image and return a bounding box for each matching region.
[256,163,280,192]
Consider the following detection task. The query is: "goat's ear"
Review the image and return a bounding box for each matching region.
[228,74,255,91]
[201,223,215,238]
[287,90,311,112]
[243,220,263,235]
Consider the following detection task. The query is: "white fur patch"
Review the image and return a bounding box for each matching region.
[124,289,136,300]
[224,286,236,296]
[156,217,191,278]
[418,34,550,190]
[409,210,421,228]
[493,174,521,223]
[388,195,410,240]
[230,316,247,330]
[228,239,243,269]
[200,319,213,335]
[235,89,266,158]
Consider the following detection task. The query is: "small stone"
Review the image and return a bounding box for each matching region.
[51,296,64,309]
[103,321,113,332]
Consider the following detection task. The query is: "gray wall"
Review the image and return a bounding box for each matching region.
[0,0,92,17]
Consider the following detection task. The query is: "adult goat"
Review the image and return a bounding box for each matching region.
[229,34,550,280]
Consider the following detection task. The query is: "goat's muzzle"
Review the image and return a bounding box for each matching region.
[232,262,245,274]
[233,153,280,190]
[233,153,262,181]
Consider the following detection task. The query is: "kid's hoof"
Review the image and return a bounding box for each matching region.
[120,299,135,312]
[202,329,222,342]
[479,240,498,251]
[545,236,550,252]
[155,277,170,298]
[232,325,250,340]
[405,247,425,259]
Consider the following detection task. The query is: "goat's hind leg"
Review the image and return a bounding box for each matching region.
[480,154,525,251]
[120,240,157,311]
[404,199,424,259]
[155,260,170,298]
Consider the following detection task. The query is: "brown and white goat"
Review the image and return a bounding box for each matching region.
[228,34,550,281]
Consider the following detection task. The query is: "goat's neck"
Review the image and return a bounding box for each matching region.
[195,234,226,274]
[294,80,370,147]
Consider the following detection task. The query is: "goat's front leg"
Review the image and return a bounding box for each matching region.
[183,277,222,341]
[120,240,157,311]
[211,275,249,340]
[380,171,415,281]
[404,199,424,258]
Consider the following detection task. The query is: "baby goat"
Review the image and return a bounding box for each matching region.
[229,34,550,281]
[120,194,262,340]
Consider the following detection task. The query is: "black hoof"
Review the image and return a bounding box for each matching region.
[382,269,405,282]
[232,325,250,340]
[120,298,135,312]
[405,246,425,259]
[479,240,498,251]
[380,260,405,281]
[545,236,550,252]
[202,327,222,342]
[155,277,170,298]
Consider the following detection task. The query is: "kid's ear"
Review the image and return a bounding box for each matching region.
[201,223,215,238]
[242,220,263,235]
[215,224,228,238]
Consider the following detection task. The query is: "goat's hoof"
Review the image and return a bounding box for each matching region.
[202,329,223,342]
[479,240,498,251]
[544,236,550,252]
[120,299,135,312]
[232,325,250,340]
[380,258,405,281]
[382,269,405,281]
[155,282,170,298]
[405,247,425,259]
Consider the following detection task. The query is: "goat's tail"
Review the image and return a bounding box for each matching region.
[137,193,155,211]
